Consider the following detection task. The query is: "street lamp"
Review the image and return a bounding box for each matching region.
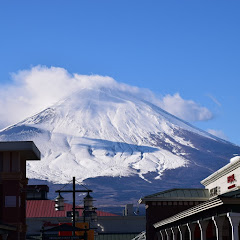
[83,193,97,222]
[54,193,64,211]
[84,193,93,209]
[54,177,97,237]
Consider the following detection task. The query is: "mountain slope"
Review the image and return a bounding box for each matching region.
[0,87,239,205]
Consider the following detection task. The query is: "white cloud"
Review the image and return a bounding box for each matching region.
[0,65,213,129]
[207,129,228,140]
[159,93,213,122]
[0,66,119,129]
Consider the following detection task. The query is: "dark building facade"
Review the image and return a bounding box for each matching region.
[139,189,209,240]
[26,185,49,200]
[0,141,40,240]
[139,157,240,240]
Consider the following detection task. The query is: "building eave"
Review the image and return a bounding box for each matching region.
[139,188,209,204]
[0,141,41,160]
[153,196,240,229]
[201,159,240,186]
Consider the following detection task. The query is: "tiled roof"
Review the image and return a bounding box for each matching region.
[26,200,118,218]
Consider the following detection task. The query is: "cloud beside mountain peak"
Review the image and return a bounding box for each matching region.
[0,65,213,129]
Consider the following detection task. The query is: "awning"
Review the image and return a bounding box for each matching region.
[154,195,240,228]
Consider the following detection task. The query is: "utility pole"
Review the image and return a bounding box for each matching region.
[55,177,93,238]
[73,176,76,236]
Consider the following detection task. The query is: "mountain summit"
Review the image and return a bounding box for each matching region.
[0,86,239,205]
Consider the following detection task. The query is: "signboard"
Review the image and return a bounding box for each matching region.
[76,223,94,240]
[227,174,236,189]
[209,186,220,197]
[227,174,235,183]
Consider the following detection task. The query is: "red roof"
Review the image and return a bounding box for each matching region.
[26,200,118,218]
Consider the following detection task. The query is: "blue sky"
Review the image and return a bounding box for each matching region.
[0,1,240,145]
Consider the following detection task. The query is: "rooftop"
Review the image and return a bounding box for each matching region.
[153,189,240,229]
[26,200,119,218]
[139,188,209,204]
[0,141,40,160]
[201,157,240,186]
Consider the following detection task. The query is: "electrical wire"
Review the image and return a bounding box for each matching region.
[75,179,91,191]
[58,178,73,191]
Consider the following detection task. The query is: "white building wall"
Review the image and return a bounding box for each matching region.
[201,157,240,197]
[206,167,240,195]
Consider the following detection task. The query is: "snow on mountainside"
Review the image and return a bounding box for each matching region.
[0,88,217,180]
[0,86,239,205]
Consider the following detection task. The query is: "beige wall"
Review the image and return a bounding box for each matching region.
[202,158,240,197]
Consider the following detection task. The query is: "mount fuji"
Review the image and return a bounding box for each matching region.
[0,85,239,207]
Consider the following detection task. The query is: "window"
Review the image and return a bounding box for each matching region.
[5,196,16,207]
[0,152,3,172]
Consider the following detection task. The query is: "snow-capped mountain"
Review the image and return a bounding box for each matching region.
[0,86,239,206]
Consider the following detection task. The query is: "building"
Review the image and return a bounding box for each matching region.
[0,141,40,240]
[139,189,210,240]
[26,199,145,239]
[140,156,240,240]
[26,185,49,200]
[25,185,145,239]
